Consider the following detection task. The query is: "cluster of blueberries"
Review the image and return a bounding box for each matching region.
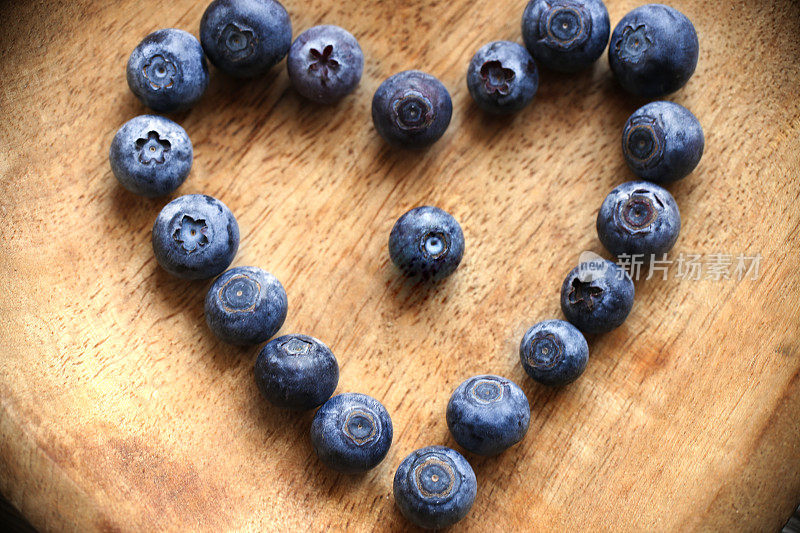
[108,0,704,528]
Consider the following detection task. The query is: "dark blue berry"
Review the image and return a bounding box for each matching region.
[255,334,339,410]
[622,101,704,184]
[522,0,610,72]
[204,266,287,345]
[372,70,453,149]
[127,29,209,113]
[608,4,699,97]
[597,181,681,258]
[152,194,239,280]
[389,206,465,281]
[109,115,192,197]
[393,446,477,530]
[446,375,530,456]
[310,393,392,473]
[287,25,364,104]
[520,320,588,386]
[467,41,539,114]
[200,0,292,78]
[561,258,634,335]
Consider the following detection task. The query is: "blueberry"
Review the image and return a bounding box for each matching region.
[466,41,539,114]
[287,25,364,104]
[152,194,239,280]
[446,375,530,456]
[622,101,704,184]
[520,320,588,386]
[393,445,477,530]
[310,393,392,473]
[597,181,681,259]
[200,0,292,78]
[389,206,465,281]
[109,115,192,198]
[254,334,339,410]
[126,29,209,113]
[372,70,453,149]
[560,258,634,335]
[204,266,287,345]
[608,4,699,97]
[522,0,610,72]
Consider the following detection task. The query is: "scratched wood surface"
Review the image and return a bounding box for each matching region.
[1,0,799,531]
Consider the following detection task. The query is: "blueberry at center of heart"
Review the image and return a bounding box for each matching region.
[393,91,434,131]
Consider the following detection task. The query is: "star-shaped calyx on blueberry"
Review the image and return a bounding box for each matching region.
[568,278,604,310]
[480,60,516,95]
[143,54,177,90]
[135,131,171,165]
[219,23,256,61]
[172,215,209,253]
[616,25,652,63]
[280,336,313,355]
[307,45,340,85]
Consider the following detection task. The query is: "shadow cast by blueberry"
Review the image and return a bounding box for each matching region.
[383,265,460,312]
[366,136,452,185]
[459,95,520,146]
[147,260,210,308]
[196,316,260,373]
[107,175,171,226]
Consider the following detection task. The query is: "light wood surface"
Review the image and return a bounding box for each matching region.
[1,0,799,531]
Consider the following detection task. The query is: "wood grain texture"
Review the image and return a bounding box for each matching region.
[1,0,799,531]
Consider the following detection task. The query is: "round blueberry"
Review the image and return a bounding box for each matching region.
[389,206,465,281]
[520,320,588,386]
[287,25,364,104]
[522,0,610,72]
[310,393,393,473]
[597,181,681,259]
[255,334,338,410]
[560,258,634,335]
[608,4,699,98]
[622,101,704,184]
[109,115,192,198]
[393,445,477,530]
[200,0,292,78]
[467,41,539,114]
[446,375,530,456]
[126,29,209,113]
[204,266,287,345]
[372,70,453,149]
[152,194,239,280]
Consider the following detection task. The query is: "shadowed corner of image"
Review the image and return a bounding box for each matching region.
[784,505,800,533]
[0,495,37,533]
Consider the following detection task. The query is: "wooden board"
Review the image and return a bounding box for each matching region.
[1,0,799,530]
